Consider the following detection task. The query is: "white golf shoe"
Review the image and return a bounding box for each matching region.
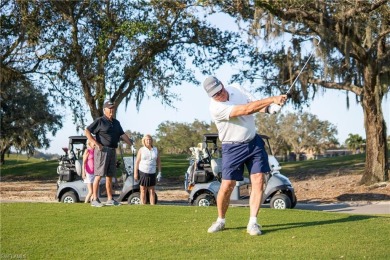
[247,223,262,236]
[207,221,225,233]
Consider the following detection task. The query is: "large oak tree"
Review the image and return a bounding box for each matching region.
[0,71,62,164]
[210,0,389,184]
[8,0,251,128]
[1,0,62,163]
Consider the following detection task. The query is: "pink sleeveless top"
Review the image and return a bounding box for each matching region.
[85,148,94,174]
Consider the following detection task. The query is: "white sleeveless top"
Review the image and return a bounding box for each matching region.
[138,146,158,174]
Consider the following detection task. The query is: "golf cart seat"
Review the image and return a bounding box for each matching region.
[210,158,222,177]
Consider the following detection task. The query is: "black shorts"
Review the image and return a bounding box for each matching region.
[138,170,156,187]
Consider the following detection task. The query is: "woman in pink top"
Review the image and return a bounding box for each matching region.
[82,140,95,203]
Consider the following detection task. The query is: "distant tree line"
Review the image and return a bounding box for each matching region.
[119,112,341,159]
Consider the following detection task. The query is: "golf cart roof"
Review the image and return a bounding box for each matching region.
[203,133,218,143]
[203,133,270,143]
[68,136,88,144]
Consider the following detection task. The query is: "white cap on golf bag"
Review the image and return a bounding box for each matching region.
[267,103,281,114]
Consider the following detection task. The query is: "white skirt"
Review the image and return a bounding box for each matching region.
[84,173,95,184]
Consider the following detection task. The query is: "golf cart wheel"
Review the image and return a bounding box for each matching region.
[61,191,78,203]
[270,194,292,209]
[128,192,141,205]
[194,194,215,207]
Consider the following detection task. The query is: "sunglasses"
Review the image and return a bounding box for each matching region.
[212,87,224,98]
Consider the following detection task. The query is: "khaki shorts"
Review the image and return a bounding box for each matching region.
[94,147,117,177]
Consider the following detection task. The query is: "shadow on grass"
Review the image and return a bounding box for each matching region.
[264,214,378,233]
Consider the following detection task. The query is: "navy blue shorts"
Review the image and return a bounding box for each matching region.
[221,134,270,181]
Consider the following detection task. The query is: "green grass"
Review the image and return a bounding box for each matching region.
[1,152,366,181]
[1,203,389,259]
[0,154,59,180]
[281,153,366,178]
[160,154,190,177]
[0,154,190,180]
[1,153,388,259]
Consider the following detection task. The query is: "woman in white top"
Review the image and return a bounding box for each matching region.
[134,134,161,205]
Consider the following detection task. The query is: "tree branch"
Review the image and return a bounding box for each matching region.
[309,78,363,96]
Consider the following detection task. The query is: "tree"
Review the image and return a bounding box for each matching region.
[255,113,289,156]
[257,112,338,160]
[120,130,143,153]
[209,0,389,184]
[155,120,211,154]
[7,0,252,130]
[345,133,366,154]
[0,0,61,162]
[0,73,62,164]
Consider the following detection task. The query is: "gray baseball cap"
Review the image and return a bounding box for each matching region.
[203,76,223,97]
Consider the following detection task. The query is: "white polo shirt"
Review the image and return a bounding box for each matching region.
[209,84,256,143]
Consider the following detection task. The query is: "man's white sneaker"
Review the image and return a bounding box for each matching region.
[247,223,262,236]
[207,221,225,233]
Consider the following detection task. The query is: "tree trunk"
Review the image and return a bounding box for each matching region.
[0,144,11,165]
[0,147,9,165]
[1,151,5,165]
[360,67,389,185]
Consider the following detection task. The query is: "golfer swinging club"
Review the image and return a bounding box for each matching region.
[203,76,287,235]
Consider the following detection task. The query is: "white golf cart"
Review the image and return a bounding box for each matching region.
[55,136,157,204]
[184,133,297,209]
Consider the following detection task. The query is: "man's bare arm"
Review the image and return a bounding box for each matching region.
[230,95,287,117]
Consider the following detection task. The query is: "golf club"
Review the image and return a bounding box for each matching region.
[268,37,322,114]
[286,36,322,96]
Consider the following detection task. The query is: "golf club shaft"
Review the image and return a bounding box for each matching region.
[286,37,321,95]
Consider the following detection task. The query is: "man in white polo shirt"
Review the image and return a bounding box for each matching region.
[203,76,287,236]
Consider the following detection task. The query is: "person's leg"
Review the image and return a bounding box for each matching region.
[247,173,264,235]
[208,142,246,233]
[148,186,156,205]
[140,185,147,204]
[106,149,117,200]
[92,176,101,200]
[85,183,93,203]
[249,173,264,217]
[208,179,236,233]
[245,135,269,235]
[217,179,236,218]
[106,176,113,201]
[92,148,105,204]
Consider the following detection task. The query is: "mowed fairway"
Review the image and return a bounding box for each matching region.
[1,203,389,259]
